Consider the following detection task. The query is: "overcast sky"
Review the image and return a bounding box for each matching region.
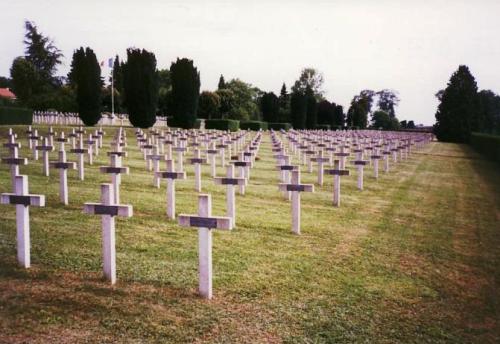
[1,0,499,125]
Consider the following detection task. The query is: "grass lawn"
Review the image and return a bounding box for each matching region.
[0,125,499,343]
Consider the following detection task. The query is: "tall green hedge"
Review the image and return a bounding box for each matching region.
[205,119,239,132]
[316,124,331,130]
[240,121,268,131]
[0,106,33,124]
[470,132,500,163]
[268,122,292,131]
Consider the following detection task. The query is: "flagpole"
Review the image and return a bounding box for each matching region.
[111,65,115,117]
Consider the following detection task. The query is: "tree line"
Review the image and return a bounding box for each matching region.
[3,21,414,129]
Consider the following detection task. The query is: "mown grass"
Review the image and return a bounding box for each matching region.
[0,125,499,343]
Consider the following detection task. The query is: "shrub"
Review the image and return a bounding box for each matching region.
[0,106,32,124]
[205,119,239,132]
[240,121,268,131]
[316,124,331,130]
[268,122,292,131]
[470,132,500,163]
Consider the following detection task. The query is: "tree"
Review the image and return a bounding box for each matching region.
[292,67,324,99]
[317,100,335,126]
[23,21,62,88]
[376,89,400,118]
[346,90,375,128]
[278,83,290,122]
[260,92,279,122]
[0,76,11,88]
[434,65,478,142]
[10,57,37,104]
[123,48,159,128]
[198,91,220,119]
[169,58,200,128]
[10,21,63,109]
[218,75,226,90]
[110,55,125,113]
[224,79,260,121]
[477,90,500,134]
[371,110,392,129]
[156,68,171,116]
[407,120,416,129]
[334,104,345,128]
[305,86,317,129]
[290,91,307,129]
[215,89,235,119]
[69,47,102,126]
[400,120,408,129]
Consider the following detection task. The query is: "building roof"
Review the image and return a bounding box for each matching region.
[0,88,16,99]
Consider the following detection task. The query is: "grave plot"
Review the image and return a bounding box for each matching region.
[1,125,497,343]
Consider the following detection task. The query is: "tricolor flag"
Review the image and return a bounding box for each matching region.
[100,58,114,68]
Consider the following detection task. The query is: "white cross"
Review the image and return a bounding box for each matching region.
[1,175,45,268]
[83,184,133,284]
[178,194,232,299]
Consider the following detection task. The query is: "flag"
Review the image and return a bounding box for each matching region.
[108,58,114,68]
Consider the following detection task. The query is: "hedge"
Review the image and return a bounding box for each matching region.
[470,132,500,163]
[167,116,201,129]
[240,121,268,131]
[0,106,33,125]
[205,119,239,132]
[316,124,331,130]
[268,122,292,131]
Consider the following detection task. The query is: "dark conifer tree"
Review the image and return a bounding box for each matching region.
[290,91,307,129]
[434,65,478,142]
[305,86,317,129]
[260,92,279,122]
[69,47,102,126]
[170,58,200,128]
[123,48,159,128]
[218,74,226,90]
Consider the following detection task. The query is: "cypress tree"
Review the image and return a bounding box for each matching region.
[69,47,102,126]
[170,58,201,128]
[218,74,226,90]
[317,100,334,125]
[290,91,307,129]
[305,86,317,129]
[434,65,478,142]
[123,48,158,128]
[260,92,279,123]
[334,105,345,128]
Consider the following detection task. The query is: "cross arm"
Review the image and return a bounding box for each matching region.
[178,215,233,230]
[1,193,45,206]
[83,203,133,217]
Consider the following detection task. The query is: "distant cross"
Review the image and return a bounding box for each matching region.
[370,154,382,179]
[214,164,247,226]
[155,159,186,219]
[83,184,133,284]
[70,138,88,180]
[0,175,45,268]
[189,149,207,192]
[178,194,233,299]
[84,134,96,165]
[2,136,27,191]
[278,170,314,235]
[325,163,350,207]
[29,129,40,160]
[35,137,54,176]
[310,150,330,186]
[205,143,219,177]
[147,145,166,188]
[50,148,76,205]
[351,160,369,190]
[99,154,129,204]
